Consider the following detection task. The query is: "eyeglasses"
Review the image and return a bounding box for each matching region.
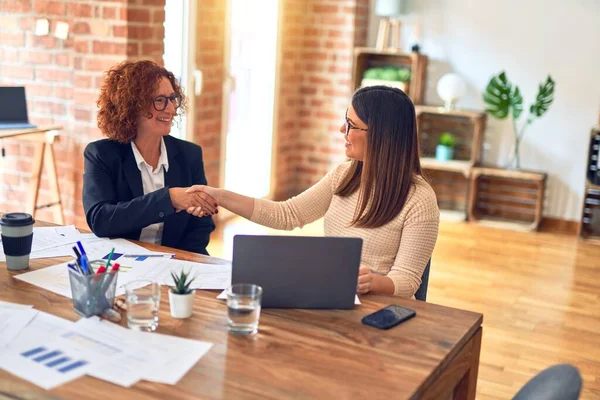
[153,94,182,111]
[344,109,368,136]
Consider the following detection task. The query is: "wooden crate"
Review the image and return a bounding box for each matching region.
[424,169,469,221]
[579,184,600,242]
[352,48,428,105]
[416,106,486,176]
[468,167,547,231]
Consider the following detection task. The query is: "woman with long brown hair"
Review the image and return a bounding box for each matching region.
[83,60,217,255]
[188,86,439,297]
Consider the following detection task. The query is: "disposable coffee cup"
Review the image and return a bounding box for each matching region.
[0,213,35,271]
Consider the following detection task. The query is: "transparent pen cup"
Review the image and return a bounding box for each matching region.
[68,262,118,318]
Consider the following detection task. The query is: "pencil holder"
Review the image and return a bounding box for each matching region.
[68,267,119,318]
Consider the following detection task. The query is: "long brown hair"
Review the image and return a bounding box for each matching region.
[335,86,422,228]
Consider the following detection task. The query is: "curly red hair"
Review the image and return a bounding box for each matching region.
[96,60,187,143]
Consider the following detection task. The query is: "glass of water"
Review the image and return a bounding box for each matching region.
[227,283,263,335]
[125,280,161,332]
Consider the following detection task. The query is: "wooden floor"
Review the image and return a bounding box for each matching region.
[207,217,600,400]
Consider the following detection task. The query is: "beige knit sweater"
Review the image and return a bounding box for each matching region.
[250,162,440,298]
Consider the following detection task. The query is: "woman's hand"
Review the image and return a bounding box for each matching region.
[357,265,374,294]
[169,187,218,216]
[185,185,223,217]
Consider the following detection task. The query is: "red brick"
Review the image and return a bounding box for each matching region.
[19,50,51,65]
[54,87,73,101]
[68,3,93,17]
[74,75,93,89]
[313,4,338,13]
[34,1,66,15]
[83,58,121,72]
[19,17,35,30]
[36,68,71,83]
[141,0,165,5]
[112,25,127,38]
[0,33,25,47]
[30,34,59,49]
[0,0,31,12]
[94,76,105,88]
[73,39,90,53]
[152,9,165,24]
[0,48,19,63]
[93,41,127,55]
[127,8,151,23]
[126,26,154,40]
[75,108,91,121]
[72,22,90,34]
[25,83,53,98]
[127,43,139,56]
[1,65,34,80]
[33,100,67,115]
[103,6,117,19]
[55,53,71,67]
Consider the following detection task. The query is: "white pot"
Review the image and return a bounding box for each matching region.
[168,290,195,319]
[360,78,407,93]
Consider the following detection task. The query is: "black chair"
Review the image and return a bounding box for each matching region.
[513,364,582,400]
[414,259,431,301]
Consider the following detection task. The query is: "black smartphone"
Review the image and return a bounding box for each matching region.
[361,305,416,330]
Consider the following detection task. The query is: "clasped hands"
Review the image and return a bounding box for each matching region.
[169,185,220,217]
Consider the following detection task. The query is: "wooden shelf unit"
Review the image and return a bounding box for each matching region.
[416,106,487,175]
[467,167,547,231]
[352,48,428,105]
[425,169,470,221]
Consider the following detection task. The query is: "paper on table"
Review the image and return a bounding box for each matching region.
[0,311,82,390]
[0,301,34,309]
[216,290,362,305]
[15,255,165,298]
[153,259,232,290]
[0,308,38,348]
[78,318,212,386]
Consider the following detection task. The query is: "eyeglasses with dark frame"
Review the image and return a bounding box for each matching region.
[344,109,368,136]
[153,94,182,112]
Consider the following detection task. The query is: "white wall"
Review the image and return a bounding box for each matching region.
[368,0,600,220]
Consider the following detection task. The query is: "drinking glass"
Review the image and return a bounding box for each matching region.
[226,283,262,335]
[125,280,161,331]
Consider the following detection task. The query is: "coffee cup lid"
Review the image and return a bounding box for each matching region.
[0,213,35,227]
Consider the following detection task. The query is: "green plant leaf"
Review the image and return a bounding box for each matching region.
[529,75,555,118]
[510,85,523,119]
[483,71,523,120]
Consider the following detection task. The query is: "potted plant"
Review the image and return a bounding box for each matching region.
[436,132,457,161]
[168,269,196,319]
[361,67,411,93]
[483,71,555,169]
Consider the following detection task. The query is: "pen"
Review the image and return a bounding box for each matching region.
[76,241,87,258]
[105,248,115,269]
[67,263,79,273]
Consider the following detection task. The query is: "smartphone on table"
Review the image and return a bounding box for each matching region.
[361,304,416,330]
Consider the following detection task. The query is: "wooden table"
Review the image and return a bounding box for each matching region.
[0,221,483,400]
[0,126,64,224]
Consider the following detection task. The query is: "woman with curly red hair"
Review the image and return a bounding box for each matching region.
[83,60,216,255]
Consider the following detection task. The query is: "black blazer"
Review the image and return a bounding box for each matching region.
[82,135,215,255]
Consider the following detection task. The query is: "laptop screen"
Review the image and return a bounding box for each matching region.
[0,87,30,123]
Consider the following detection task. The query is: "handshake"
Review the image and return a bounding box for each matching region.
[169,185,220,217]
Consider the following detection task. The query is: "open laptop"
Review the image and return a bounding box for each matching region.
[231,235,362,309]
[0,87,37,129]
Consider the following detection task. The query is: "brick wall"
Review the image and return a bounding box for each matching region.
[0,0,165,228]
[274,0,370,199]
[191,0,226,188]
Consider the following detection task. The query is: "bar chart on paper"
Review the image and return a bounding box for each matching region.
[20,346,89,374]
